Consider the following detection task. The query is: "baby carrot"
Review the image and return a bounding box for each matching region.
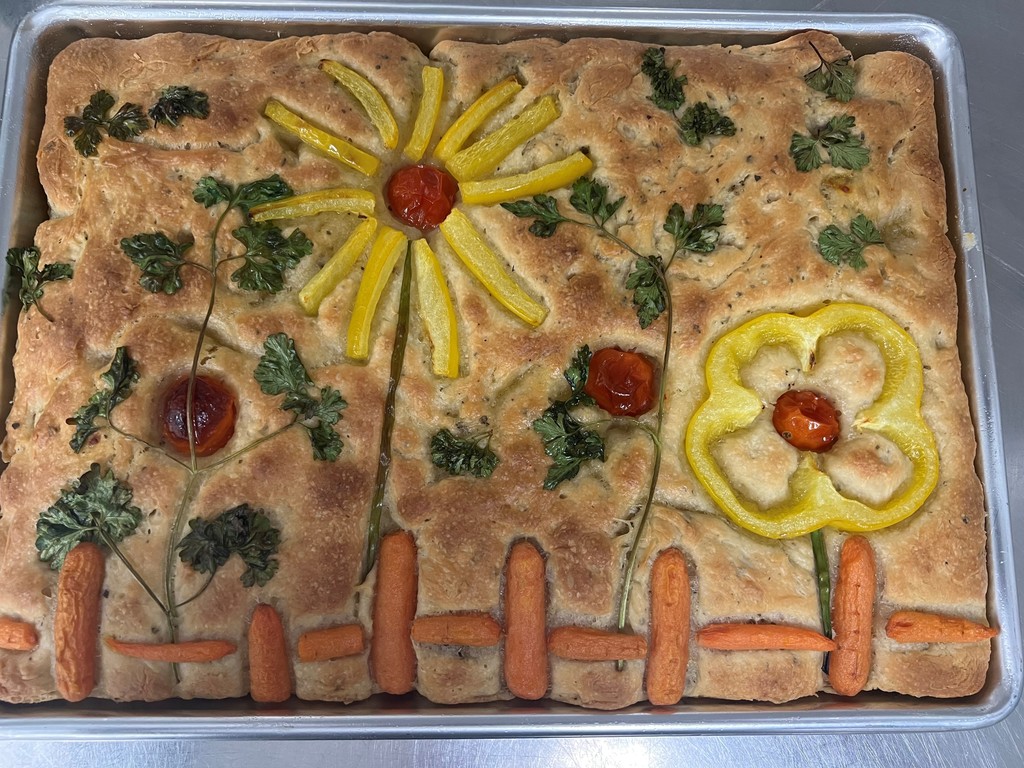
[548,626,647,661]
[0,617,38,651]
[830,535,876,696]
[105,636,236,662]
[370,531,418,694]
[503,541,548,700]
[297,624,365,662]
[249,604,291,703]
[885,610,998,644]
[646,549,690,705]
[54,542,105,702]
[412,614,501,647]
[696,623,836,652]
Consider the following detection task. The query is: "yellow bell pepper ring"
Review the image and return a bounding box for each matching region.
[684,303,939,539]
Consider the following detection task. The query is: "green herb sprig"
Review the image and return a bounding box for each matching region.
[804,42,856,102]
[149,86,210,127]
[5,246,73,321]
[790,114,869,172]
[817,213,884,270]
[431,428,500,478]
[678,102,736,146]
[640,47,687,111]
[67,347,140,453]
[177,504,281,592]
[64,90,150,157]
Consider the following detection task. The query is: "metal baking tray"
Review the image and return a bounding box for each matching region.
[0,0,1019,739]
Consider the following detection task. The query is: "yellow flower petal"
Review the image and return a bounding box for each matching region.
[445,95,560,182]
[264,99,380,177]
[459,151,593,206]
[249,188,376,221]
[319,60,400,150]
[439,208,546,327]
[412,239,459,377]
[404,66,445,163]
[347,227,408,360]
[434,76,522,162]
[298,217,378,315]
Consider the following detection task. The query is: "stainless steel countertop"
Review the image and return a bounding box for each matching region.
[1,0,1022,764]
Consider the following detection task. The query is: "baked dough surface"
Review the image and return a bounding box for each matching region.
[0,30,989,707]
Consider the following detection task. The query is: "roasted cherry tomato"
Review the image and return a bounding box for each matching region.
[584,347,657,417]
[386,164,458,232]
[161,374,237,457]
[772,389,840,453]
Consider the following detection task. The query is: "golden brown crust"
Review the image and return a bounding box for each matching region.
[0,29,990,708]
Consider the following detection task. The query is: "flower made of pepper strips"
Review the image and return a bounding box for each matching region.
[685,303,939,538]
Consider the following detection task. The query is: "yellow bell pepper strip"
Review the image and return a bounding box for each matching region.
[319,60,400,150]
[347,226,408,360]
[434,76,522,162]
[404,66,445,163]
[684,303,939,538]
[445,95,561,183]
[298,217,378,315]
[412,239,459,377]
[264,99,380,177]
[439,208,547,327]
[459,151,594,206]
[249,187,375,222]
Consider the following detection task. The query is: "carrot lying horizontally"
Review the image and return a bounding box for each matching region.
[0,617,38,651]
[412,613,501,647]
[830,535,876,697]
[105,636,236,662]
[548,626,647,661]
[370,531,418,694]
[646,549,690,705]
[248,604,291,703]
[885,610,998,644]
[504,541,548,700]
[297,624,365,662]
[55,542,105,702]
[696,623,836,652]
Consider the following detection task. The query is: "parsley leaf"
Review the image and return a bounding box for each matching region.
[64,90,149,157]
[790,114,869,172]
[804,42,856,103]
[430,428,500,478]
[817,213,884,270]
[120,233,194,295]
[148,86,210,127]
[664,202,725,254]
[562,345,595,407]
[532,346,605,490]
[254,333,346,461]
[230,221,312,293]
[533,405,606,490]
[67,347,139,453]
[641,47,687,112]
[192,175,293,214]
[36,464,142,569]
[626,255,667,329]
[178,504,281,587]
[569,177,625,226]
[677,102,736,146]
[5,246,73,319]
[501,195,569,238]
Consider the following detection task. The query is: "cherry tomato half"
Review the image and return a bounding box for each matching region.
[385,164,458,232]
[772,389,840,453]
[161,374,237,457]
[584,347,657,417]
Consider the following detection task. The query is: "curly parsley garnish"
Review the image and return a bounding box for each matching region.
[149,86,210,128]
[431,428,500,478]
[193,175,293,214]
[230,221,312,293]
[64,90,150,157]
[36,464,142,569]
[120,233,194,295]
[178,504,281,588]
[665,202,725,253]
[790,114,869,172]
[678,102,736,146]
[532,346,606,490]
[625,255,667,330]
[67,347,140,453]
[817,213,884,270]
[254,332,347,461]
[5,246,72,321]
[501,177,622,239]
[804,42,856,103]
[641,47,687,111]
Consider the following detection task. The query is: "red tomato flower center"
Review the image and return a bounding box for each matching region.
[386,164,458,232]
[772,389,840,453]
[584,347,657,417]
[162,374,237,457]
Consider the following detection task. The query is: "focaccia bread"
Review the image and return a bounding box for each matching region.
[0,29,993,709]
